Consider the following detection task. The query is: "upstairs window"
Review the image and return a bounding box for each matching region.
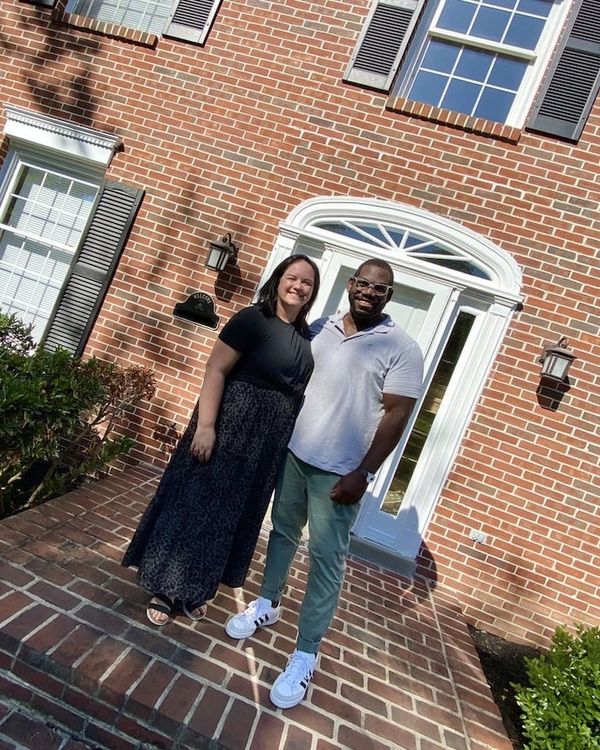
[402,0,557,124]
[345,0,600,140]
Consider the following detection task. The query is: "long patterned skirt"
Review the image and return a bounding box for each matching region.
[122,380,299,604]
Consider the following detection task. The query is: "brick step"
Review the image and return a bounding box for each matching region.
[0,678,94,750]
[0,470,514,750]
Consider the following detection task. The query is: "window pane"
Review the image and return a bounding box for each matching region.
[505,15,545,49]
[410,71,448,107]
[455,48,493,82]
[442,79,480,115]
[423,39,459,73]
[488,56,527,89]
[471,6,510,41]
[438,0,475,33]
[475,88,514,122]
[355,224,388,244]
[518,0,552,17]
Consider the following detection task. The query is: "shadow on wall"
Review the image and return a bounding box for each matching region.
[536,375,573,411]
[17,6,102,123]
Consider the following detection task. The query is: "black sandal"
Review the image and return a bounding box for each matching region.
[146,594,174,626]
[182,600,208,621]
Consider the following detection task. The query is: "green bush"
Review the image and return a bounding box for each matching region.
[0,312,156,517]
[514,624,600,750]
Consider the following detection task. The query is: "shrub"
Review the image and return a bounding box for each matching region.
[0,312,156,517]
[514,624,600,750]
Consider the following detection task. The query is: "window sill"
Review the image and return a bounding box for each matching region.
[386,95,522,144]
[51,10,159,47]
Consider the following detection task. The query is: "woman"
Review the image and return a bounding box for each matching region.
[122,254,320,626]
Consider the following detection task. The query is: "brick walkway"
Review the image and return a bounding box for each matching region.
[0,467,512,750]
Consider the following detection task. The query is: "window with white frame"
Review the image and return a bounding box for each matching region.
[1,105,123,348]
[0,163,98,342]
[345,0,600,140]
[398,0,563,125]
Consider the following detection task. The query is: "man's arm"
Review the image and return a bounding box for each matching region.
[329,393,417,505]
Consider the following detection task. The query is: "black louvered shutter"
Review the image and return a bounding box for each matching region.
[164,0,223,44]
[344,0,426,91]
[42,182,143,357]
[528,0,600,141]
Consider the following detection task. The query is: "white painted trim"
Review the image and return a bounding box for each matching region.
[3,105,121,167]
[283,197,523,301]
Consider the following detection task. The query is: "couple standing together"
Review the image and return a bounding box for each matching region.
[123,253,423,709]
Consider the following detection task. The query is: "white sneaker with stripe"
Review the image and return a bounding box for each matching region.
[225,596,280,639]
[270,649,317,709]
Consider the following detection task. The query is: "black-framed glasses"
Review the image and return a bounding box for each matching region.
[350,276,392,296]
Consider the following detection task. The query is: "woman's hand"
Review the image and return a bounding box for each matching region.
[189,425,216,462]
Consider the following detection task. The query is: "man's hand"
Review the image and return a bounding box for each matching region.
[330,470,368,505]
[189,425,216,462]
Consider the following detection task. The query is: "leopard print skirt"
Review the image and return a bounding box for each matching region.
[122,379,300,604]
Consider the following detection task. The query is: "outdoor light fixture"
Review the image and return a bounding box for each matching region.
[538,336,577,381]
[205,232,238,272]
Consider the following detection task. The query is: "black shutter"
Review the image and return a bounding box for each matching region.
[164,0,223,45]
[528,0,600,141]
[344,0,426,91]
[42,182,143,357]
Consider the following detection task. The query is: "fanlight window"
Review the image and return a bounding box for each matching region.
[315,220,491,279]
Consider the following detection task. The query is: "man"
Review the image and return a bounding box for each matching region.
[225,258,424,709]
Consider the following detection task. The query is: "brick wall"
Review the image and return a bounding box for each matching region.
[1,0,598,646]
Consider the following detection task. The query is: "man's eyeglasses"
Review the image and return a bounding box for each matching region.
[350,276,392,296]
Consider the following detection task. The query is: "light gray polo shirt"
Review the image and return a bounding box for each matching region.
[288,312,424,476]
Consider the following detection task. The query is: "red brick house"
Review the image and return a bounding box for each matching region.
[1,0,598,648]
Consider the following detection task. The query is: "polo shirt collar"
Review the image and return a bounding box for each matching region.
[328,311,394,337]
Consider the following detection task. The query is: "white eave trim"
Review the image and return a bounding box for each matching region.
[3,105,122,167]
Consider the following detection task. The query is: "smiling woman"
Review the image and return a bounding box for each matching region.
[122,254,320,626]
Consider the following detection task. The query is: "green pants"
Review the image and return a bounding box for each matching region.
[261,450,361,654]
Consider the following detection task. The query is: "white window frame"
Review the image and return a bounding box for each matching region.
[396,0,572,126]
[1,106,120,342]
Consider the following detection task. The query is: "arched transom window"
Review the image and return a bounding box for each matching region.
[314,219,491,279]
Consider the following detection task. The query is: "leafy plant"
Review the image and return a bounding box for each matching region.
[514,624,600,750]
[0,312,156,516]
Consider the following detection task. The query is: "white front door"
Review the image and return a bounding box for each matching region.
[308,249,461,557]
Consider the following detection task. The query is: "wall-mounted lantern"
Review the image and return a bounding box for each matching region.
[205,233,238,272]
[538,336,577,381]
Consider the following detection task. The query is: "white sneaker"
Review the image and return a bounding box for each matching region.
[270,649,317,709]
[225,596,281,639]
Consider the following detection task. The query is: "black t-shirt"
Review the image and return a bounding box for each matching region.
[219,306,313,396]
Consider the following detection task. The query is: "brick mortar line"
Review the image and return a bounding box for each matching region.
[427,593,473,750]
